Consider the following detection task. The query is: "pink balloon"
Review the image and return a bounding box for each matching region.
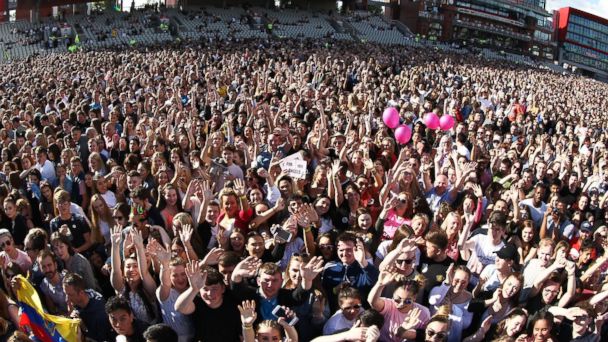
[382,107,400,129]
[394,125,412,144]
[424,113,440,130]
[439,115,455,131]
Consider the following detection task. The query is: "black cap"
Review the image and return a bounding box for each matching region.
[496,243,519,264]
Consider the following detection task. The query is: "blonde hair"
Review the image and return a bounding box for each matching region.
[89,194,115,244]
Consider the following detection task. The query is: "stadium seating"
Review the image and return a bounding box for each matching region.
[0,5,551,70]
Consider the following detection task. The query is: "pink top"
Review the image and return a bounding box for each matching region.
[379,298,430,342]
[382,209,411,240]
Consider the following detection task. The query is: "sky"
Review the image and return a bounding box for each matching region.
[546,0,608,19]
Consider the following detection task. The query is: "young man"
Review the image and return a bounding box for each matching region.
[143,324,178,342]
[322,233,379,311]
[105,296,149,342]
[521,238,555,301]
[323,287,365,335]
[175,264,241,342]
[231,257,322,320]
[417,230,453,305]
[37,250,67,315]
[461,211,507,270]
[63,272,112,342]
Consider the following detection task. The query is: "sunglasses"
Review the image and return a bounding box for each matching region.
[393,298,413,305]
[426,330,447,339]
[319,244,334,250]
[113,215,124,220]
[0,240,11,249]
[398,198,408,204]
[396,259,413,265]
[341,304,362,311]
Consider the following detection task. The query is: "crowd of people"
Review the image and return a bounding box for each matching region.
[0,34,606,342]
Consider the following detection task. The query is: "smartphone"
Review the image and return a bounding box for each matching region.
[272,306,299,326]
[275,229,292,242]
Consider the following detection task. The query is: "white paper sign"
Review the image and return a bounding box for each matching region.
[280,159,307,179]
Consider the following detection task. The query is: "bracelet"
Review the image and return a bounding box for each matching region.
[240,195,247,200]
[242,324,254,330]
[304,226,312,233]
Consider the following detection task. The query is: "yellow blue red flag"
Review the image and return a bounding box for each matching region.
[14,275,80,342]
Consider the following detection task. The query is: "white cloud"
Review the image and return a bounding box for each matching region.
[546,0,608,20]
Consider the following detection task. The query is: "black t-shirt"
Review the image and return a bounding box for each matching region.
[192,291,241,342]
[417,254,454,305]
[109,318,149,342]
[49,214,91,250]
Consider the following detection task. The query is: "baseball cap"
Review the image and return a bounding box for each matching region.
[580,221,592,233]
[495,243,519,264]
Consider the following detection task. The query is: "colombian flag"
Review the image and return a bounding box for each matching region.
[14,275,80,342]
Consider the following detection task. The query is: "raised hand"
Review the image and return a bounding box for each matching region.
[445,263,455,285]
[179,224,193,246]
[201,247,224,266]
[480,315,493,334]
[200,180,213,203]
[111,225,122,246]
[401,306,421,330]
[147,238,170,264]
[185,261,207,291]
[238,300,257,326]
[354,239,367,266]
[378,269,397,286]
[300,256,324,282]
[233,178,246,197]
[131,228,144,247]
[234,256,261,279]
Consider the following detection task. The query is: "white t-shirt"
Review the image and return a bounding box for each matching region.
[519,199,547,228]
[322,309,361,335]
[467,234,504,268]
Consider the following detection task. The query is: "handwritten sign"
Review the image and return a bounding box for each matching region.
[280,159,307,179]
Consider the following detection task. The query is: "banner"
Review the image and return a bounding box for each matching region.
[14,275,80,342]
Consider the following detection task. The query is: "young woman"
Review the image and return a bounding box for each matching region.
[89,194,116,249]
[217,181,252,234]
[157,184,183,230]
[109,225,159,325]
[368,272,430,342]
[88,152,108,176]
[316,234,337,263]
[375,192,413,241]
[429,265,474,342]
[92,175,117,209]
[50,233,100,292]
[3,196,30,248]
[509,220,538,265]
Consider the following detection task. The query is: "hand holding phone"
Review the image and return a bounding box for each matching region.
[272,305,299,326]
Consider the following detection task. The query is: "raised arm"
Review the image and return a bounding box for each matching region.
[175,262,207,315]
[110,225,124,293]
[147,239,171,302]
[131,229,157,298]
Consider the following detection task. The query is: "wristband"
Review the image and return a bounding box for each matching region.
[242,324,253,330]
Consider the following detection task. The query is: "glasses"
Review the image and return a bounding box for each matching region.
[0,240,11,249]
[393,298,413,305]
[113,215,124,220]
[319,244,334,250]
[396,259,413,265]
[341,304,362,311]
[426,330,447,339]
[398,198,408,204]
